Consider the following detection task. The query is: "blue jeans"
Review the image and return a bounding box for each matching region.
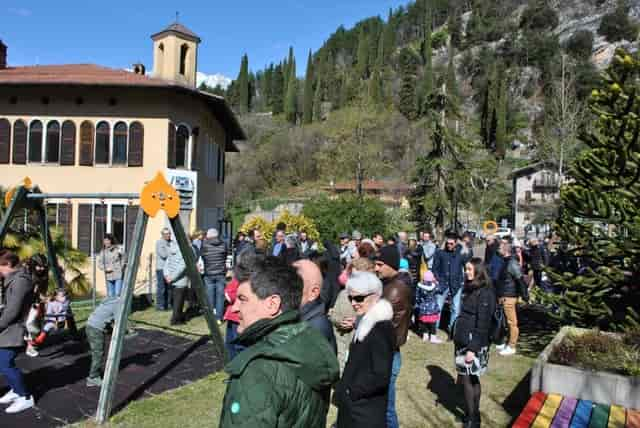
[156,270,172,310]
[225,321,245,361]
[386,351,402,428]
[435,287,462,332]
[204,275,226,321]
[0,348,28,397]
[106,279,123,297]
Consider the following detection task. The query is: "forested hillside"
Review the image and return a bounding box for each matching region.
[206,0,640,230]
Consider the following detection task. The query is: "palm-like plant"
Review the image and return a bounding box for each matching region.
[1,186,89,296]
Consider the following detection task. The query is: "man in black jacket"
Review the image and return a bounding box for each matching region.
[294,260,337,354]
[200,228,228,323]
[495,241,529,356]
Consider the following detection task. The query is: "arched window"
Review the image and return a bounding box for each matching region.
[12,120,27,164]
[179,44,189,75]
[28,120,43,163]
[113,121,127,165]
[45,121,60,163]
[128,121,144,167]
[0,118,10,164]
[176,125,189,168]
[79,121,94,166]
[60,120,76,165]
[95,121,110,164]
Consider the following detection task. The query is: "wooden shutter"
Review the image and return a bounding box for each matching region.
[125,205,139,251]
[57,203,73,243]
[28,121,43,162]
[60,121,76,165]
[190,136,198,171]
[95,122,110,164]
[0,119,10,164]
[77,204,92,255]
[79,121,94,166]
[128,122,144,167]
[12,120,27,164]
[94,205,107,254]
[167,123,176,168]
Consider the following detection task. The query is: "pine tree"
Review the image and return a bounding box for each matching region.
[445,41,459,118]
[285,58,298,124]
[356,29,370,79]
[382,8,395,66]
[398,47,420,120]
[237,54,250,113]
[303,50,314,124]
[421,2,434,115]
[542,50,640,330]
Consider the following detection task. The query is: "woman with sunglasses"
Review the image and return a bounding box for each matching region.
[334,271,394,428]
[452,258,496,428]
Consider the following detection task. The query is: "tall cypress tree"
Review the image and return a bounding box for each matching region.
[421,2,434,115]
[271,63,284,115]
[238,54,249,113]
[369,68,383,105]
[495,68,508,159]
[397,47,420,120]
[313,77,323,122]
[382,8,395,66]
[303,50,314,124]
[356,29,370,79]
[445,41,459,117]
[285,58,297,124]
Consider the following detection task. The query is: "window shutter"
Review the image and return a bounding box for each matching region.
[167,123,176,168]
[94,205,107,254]
[57,203,73,243]
[28,121,43,163]
[190,137,198,171]
[0,119,10,164]
[12,120,27,164]
[77,204,92,255]
[79,121,94,166]
[95,122,110,165]
[128,122,144,167]
[125,205,139,251]
[60,121,76,165]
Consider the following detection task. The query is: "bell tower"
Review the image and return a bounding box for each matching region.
[151,22,201,88]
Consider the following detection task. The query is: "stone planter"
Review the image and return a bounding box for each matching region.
[530,326,640,409]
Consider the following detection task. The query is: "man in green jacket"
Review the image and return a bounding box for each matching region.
[219,256,339,428]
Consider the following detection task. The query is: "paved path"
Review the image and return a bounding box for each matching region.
[0,328,223,427]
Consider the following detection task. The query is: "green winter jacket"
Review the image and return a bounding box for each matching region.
[219,310,339,428]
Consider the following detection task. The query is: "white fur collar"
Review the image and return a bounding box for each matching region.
[354,298,393,343]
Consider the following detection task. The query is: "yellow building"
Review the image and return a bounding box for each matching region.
[0,23,245,294]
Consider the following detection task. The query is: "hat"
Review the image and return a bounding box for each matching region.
[377,245,400,271]
[346,271,383,296]
[423,271,436,283]
[339,232,350,240]
[399,258,409,271]
[352,230,362,240]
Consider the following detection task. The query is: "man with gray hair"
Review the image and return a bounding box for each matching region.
[219,257,339,428]
[200,228,228,323]
[155,227,173,311]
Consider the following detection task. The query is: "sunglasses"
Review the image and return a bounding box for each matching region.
[348,293,373,303]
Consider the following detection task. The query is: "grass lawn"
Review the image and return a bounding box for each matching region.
[70,303,554,428]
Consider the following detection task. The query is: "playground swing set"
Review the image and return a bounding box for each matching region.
[0,172,226,424]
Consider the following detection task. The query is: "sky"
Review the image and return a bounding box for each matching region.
[1,0,409,84]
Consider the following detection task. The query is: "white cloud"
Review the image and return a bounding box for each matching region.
[8,8,32,17]
[196,71,232,89]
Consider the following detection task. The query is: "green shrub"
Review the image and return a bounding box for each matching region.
[431,30,448,50]
[598,6,639,42]
[565,30,594,60]
[520,1,559,31]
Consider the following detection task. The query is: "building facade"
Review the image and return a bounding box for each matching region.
[511,162,560,238]
[0,24,245,295]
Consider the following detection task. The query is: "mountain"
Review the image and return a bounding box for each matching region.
[196,72,232,90]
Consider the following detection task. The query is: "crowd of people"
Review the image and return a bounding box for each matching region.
[0,222,555,426]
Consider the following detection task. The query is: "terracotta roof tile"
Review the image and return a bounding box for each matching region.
[151,23,201,42]
[0,64,167,86]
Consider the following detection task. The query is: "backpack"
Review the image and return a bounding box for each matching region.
[489,304,507,344]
